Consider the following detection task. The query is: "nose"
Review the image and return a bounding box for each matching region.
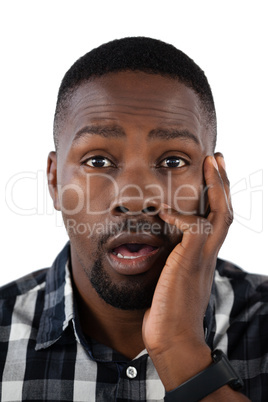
[110,179,162,217]
[113,205,159,215]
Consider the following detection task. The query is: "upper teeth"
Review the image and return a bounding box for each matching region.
[113,252,141,260]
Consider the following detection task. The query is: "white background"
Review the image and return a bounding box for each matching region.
[1,0,267,285]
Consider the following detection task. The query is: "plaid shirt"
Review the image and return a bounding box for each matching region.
[0,242,267,402]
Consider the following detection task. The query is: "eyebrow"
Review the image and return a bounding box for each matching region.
[72,125,125,144]
[72,125,200,145]
[148,128,200,145]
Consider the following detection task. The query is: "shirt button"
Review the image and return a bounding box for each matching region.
[126,366,137,379]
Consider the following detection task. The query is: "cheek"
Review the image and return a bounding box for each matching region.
[58,173,119,252]
[59,176,115,255]
[59,173,117,216]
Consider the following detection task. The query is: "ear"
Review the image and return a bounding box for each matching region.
[47,151,61,211]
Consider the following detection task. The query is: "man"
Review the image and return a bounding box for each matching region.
[0,37,267,401]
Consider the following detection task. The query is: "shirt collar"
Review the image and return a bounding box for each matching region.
[35,242,76,350]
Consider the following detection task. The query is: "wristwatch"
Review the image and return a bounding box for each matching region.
[164,349,244,402]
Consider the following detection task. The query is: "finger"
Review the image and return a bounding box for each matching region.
[159,206,212,265]
[204,156,229,215]
[214,153,233,215]
[203,156,233,252]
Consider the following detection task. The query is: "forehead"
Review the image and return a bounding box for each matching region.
[68,71,201,119]
[58,71,210,153]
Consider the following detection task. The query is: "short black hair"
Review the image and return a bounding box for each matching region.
[54,36,216,150]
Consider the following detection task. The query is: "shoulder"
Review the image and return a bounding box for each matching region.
[214,258,268,320]
[215,260,268,397]
[0,268,48,300]
[0,268,49,330]
[214,258,268,356]
[0,243,70,321]
[215,258,268,301]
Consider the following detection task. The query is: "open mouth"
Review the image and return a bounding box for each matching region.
[106,232,163,275]
[112,243,158,259]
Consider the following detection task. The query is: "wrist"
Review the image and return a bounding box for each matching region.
[149,342,212,391]
[164,349,244,402]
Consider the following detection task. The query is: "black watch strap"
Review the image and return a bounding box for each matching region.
[164,349,244,402]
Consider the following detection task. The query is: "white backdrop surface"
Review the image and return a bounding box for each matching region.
[1,0,267,285]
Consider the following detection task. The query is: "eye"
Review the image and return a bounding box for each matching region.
[159,156,186,168]
[85,155,113,168]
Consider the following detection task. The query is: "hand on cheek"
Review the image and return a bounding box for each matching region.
[142,154,233,391]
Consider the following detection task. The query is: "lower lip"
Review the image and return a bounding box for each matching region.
[107,248,160,276]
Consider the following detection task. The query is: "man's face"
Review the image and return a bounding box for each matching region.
[52,71,213,310]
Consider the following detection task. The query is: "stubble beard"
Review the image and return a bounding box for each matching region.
[68,218,178,310]
[89,256,158,310]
